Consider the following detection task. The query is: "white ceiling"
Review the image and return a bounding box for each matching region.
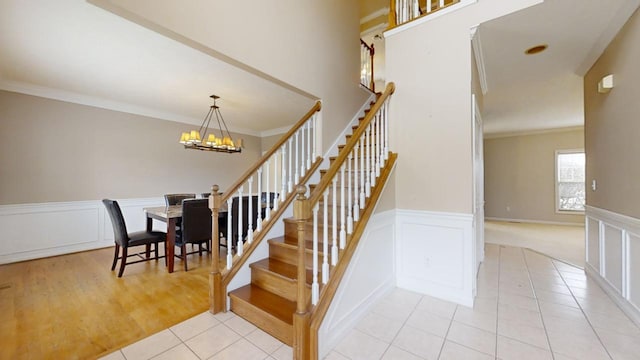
[0,0,315,137]
[479,0,640,135]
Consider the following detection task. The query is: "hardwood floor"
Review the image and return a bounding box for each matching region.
[0,246,215,359]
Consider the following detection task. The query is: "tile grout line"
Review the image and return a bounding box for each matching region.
[381,292,425,359]
[436,305,458,359]
[550,259,614,360]
[167,327,202,360]
[521,248,556,360]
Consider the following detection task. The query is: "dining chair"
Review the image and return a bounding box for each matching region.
[164,193,196,207]
[102,199,166,277]
[175,198,211,271]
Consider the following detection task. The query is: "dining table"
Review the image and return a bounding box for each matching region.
[143,205,182,273]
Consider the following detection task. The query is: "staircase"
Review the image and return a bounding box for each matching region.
[225,83,397,358]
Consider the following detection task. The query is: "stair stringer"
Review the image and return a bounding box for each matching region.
[317,207,396,358]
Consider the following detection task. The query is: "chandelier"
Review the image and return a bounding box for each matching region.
[179,95,242,153]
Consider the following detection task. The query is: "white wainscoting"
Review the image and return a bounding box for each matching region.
[318,210,396,359]
[585,205,640,326]
[0,197,165,264]
[396,209,475,307]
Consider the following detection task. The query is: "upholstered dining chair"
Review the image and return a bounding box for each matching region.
[102,199,166,277]
[175,198,211,271]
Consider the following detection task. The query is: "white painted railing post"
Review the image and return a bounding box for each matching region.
[322,189,329,283]
[340,164,346,249]
[226,197,233,269]
[331,177,338,265]
[312,202,319,305]
[248,178,253,244]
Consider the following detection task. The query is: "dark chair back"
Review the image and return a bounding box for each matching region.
[230,195,261,246]
[261,192,278,208]
[181,199,211,245]
[102,199,129,247]
[164,193,195,207]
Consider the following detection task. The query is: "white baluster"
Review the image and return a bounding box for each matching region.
[273,151,279,211]
[365,125,371,197]
[248,178,253,244]
[427,0,432,13]
[347,150,353,234]
[307,119,312,169]
[340,164,346,249]
[265,159,270,220]
[376,112,381,177]
[226,197,233,269]
[353,142,360,222]
[257,168,263,231]
[331,177,338,265]
[384,101,389,161]
[281,145,287,199]
[370,121,376,188]
[439,0,444,9]
[312,113,317,160]
[288,138,293,192]
[381,103,386,167]
[237,189,243,256]
[295,130,300,184]
[300,125,306,178]
[360,136,366,207]
[322,189,329,284]
[312,203,319,305]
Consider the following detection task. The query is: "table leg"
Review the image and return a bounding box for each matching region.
[167,217,176,273]
[146,217,153,258]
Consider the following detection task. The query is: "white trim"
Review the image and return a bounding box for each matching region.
[395,209,475,306]
[470,26,488,94]
[0,79,262,137]
[384,0,477,38]
[585,206,640,328]
[0,197,165,264]
[485,217,584,227]
[484,126,584,140]
[360,8,390,25]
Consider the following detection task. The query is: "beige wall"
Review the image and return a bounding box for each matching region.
[484,128,585,224]
[0,91,261,204]
[585,8,640,219]
[92,0,370,154]
[385,0,541,213]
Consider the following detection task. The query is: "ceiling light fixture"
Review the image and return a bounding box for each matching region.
[179,95,242,153]
[525,44,548,55]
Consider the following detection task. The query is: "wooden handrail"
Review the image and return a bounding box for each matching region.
[220,101,321,204]
[308,83,394,205]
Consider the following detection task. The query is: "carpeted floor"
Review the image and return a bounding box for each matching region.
[484,220,585,267]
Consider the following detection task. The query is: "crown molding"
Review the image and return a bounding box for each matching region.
[484,125,584,139]
[0,79,261,137]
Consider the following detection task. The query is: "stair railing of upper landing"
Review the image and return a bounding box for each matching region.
[360,39,375,93]
[208,101,323,313]
[290,82,396,359]
[388,0,459,29]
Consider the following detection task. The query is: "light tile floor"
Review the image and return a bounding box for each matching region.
[101,244,640,359]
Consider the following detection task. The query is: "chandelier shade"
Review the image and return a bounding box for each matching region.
[179,95,242,153]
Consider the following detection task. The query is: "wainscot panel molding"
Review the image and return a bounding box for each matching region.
[485,216,584,226]
[396,209,475,307]
[0,197,164,264]
[585,205,640,327]
[318,210,396,359]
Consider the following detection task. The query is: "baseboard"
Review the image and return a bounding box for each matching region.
[585,206,640,328]
[318,210,396,358]
[486,217,584,227]
[0,197,164,264]
[396,209,475,307]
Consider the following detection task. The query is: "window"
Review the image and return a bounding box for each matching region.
[556,150,585,212]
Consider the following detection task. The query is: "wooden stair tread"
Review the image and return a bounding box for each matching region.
[251,258,315,285]
[229,284,295,325]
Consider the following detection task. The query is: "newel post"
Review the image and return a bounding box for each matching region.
[388,0,397,29]
[293,185,311,359]
[209,185,226,314]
